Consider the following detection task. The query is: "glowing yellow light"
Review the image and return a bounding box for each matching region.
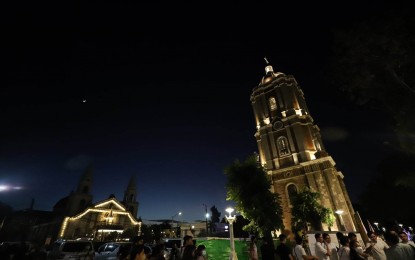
[59,217,69,237]
[95,199,126,211]
[264,118,270,125]
[69,208,141,225]
[97,229,123,233]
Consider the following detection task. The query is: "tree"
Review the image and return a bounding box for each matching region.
[290,188,333,232]
[327,7,415,161]
[327,5,415,225]
[224,154,283,241]
[210,205,221,223]
[209,205,221,233]
[358,152,415,226]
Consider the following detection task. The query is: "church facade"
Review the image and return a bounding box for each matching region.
[31,166,141,244]
[250,62,357,231]
[58,196,142,241]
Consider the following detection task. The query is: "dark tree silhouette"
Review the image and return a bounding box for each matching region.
[224,154,283,247]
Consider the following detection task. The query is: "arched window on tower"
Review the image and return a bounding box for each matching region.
[129,194,135,202]
[79,199,86,211]
[315,140,322,151]
[286,183,298,206]
[277,136,291,156]
[82,185,89,194]
[269,97,277,111]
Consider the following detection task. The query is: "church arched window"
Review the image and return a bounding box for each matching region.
[269,97,277,111]
[277,136,290,156]
[286,183,298,205]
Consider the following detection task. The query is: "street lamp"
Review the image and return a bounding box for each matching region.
[374,222,379,231]
[203,203,209,234]
[205,212,210,234]
[171,212,182,238]
[225,207,238,260]
[335,210,345,231]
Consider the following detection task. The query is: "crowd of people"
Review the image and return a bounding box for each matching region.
[250,230,415,260]
[124,235,208,260]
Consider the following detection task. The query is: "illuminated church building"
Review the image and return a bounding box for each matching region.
[250,62,357,231]
[31,167,142,242]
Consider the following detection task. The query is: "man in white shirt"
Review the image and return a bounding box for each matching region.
[366,231,388,260]
[293,236,318,260]
[384,231,415,260]
[323,233,339,260]
[314,233,330,260]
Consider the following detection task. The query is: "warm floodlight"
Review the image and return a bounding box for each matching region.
[335,210,344,215]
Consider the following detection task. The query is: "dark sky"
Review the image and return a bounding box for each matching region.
[0,1,394,222]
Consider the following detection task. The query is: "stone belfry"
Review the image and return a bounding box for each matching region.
[67,165,94,216]
[122,176,139,218]
[250,60,356,231]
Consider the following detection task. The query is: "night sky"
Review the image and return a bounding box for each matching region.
[1,1,394,222]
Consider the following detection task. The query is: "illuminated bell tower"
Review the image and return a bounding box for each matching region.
[250,61,356,231]
[67,164,94,216]
[122,176,139,218]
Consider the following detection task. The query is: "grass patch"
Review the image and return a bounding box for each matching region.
[196,239,249,260]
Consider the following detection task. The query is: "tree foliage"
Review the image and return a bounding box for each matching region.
[358,152,415,226]
[326,6,415,226]
[327,7,415,156]
[224,154,283,238]
[210,205,221,223]
[290,188,333,231]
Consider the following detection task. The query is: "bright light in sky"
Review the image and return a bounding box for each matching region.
[0,184,23,192]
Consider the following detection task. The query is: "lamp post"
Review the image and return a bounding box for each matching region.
[335,210,345,231]
[374,222,379,231]
[203,203,209,234]
[171,212,182,238]
[225,207,238,260]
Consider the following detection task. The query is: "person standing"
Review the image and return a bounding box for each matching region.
[350,240,369,260]
[292,236,318,260]
[249,235,259,260]
[384,231,415,260]
[276,234,293,260]
[398,231,415,248]
[129,236,145,260]
[260,237,275,260]
[323,233,339,260]
[169,243,179,260]
[195,244,208,260]
[337,237,350,260]
[365,231,388,260]
[180,235,196,260]
[314,233,330,260]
